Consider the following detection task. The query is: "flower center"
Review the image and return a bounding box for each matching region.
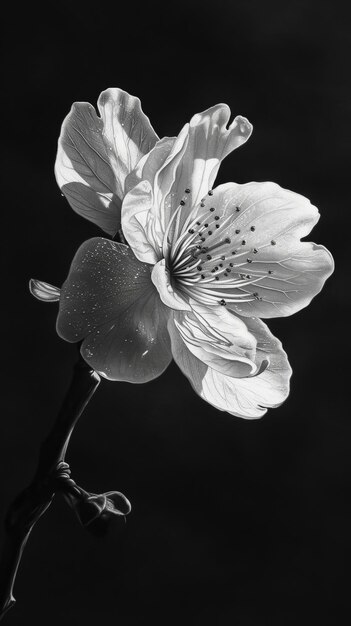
[164,189,272,307]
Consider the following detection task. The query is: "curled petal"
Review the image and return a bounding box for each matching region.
[196,181,334,317]
[55,88,159,235]
[168,312,291,419]
[29,279,61,302]
[57,238,172,383]
[172,304,258,378]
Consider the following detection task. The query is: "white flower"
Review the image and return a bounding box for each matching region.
[41,88,334,419]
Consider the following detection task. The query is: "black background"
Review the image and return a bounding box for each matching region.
[1,1,349,624]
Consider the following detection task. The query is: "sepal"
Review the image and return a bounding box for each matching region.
[29,279,61,302]
[64,485,131,536]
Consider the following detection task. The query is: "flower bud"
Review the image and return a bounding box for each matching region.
[64,488,131,536]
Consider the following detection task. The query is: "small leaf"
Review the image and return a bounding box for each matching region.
[29,279,61,302]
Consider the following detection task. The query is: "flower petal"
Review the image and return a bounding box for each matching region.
[122,129,189,261]
[55,88,159,236]
[196,181,334,317]
[172,303,258,378]
[98,88,159,191]
[29,279,61,302]
[124,136,176,195]
[168,312,291,419]
[57,238,172,383]
[122,104,252,259]
[176,105,252,210]
[121,180,160,264]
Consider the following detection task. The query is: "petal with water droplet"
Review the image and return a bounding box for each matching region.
[57,238,172,383]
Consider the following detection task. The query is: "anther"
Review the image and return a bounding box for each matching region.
[208,231,212,235]
[220,299,226,306]
[215,224,220,228]
[225,238,231,244]
[247,258,252,263]
[180,200,185,206]
[236,206,240,212]
[215,216,219,221]
[224,273,228,277]
[204,223,209,228]
[221,256,225,260]
[201,274,205,279]
[219,263,223,267]
[185,188,191,193]
[268,270,273,274]
[207,254,212,260]
[197,265,202,271]
[210,207,215,212]
[188,229,194,234]
[208,190,213,196]
[229,263,234,267]
[253,248,258,253]
[241,240,246,245]
[250,226,256,231]
[235,229,240,234]
[201,202,205,207]
[196,221,201,225]
[215,276,219,280]
[271,240,276,245]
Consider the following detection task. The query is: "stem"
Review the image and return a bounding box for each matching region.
[0,356,100,621]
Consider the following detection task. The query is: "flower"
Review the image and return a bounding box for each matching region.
[32,88,334,419]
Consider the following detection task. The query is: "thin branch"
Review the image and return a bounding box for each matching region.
[0,357,101,621]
